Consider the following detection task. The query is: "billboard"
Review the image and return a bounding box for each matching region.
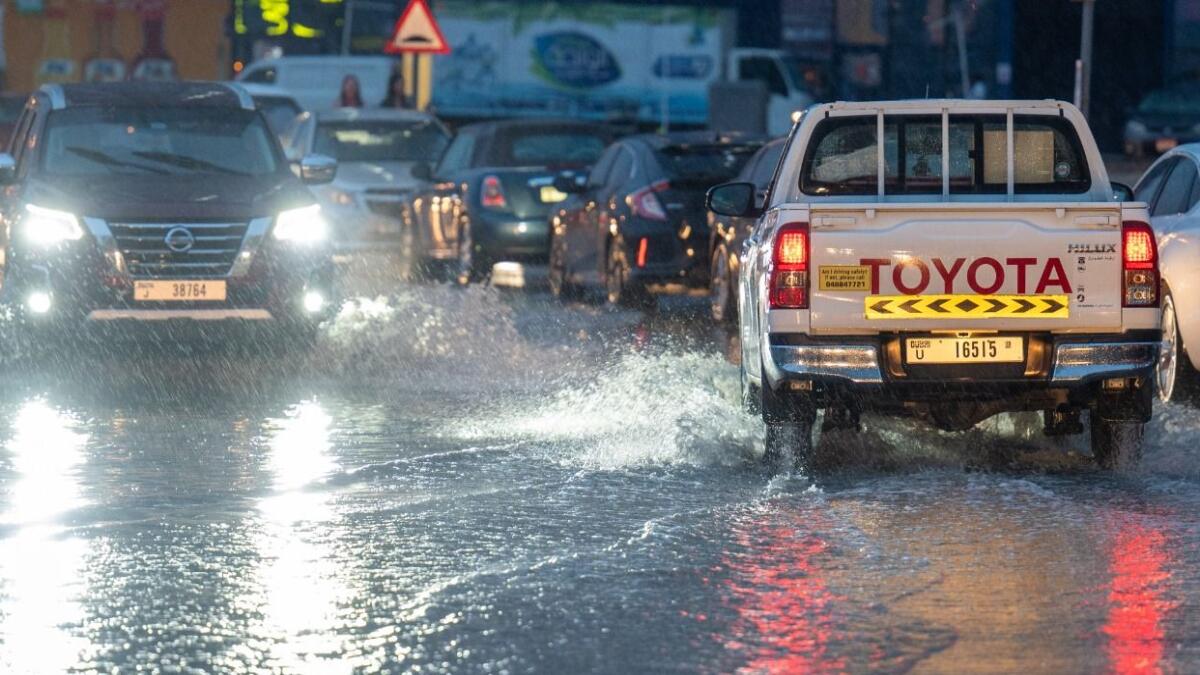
[431,2,732,124]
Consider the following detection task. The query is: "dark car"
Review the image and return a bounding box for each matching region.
[706,137,785,322]
[548,132,764,306]
[0,93,27,149]
[1124,84,1200,157]
[405,119,616,283]
[0,81,338,339]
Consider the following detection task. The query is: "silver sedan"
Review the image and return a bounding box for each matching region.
[1136,144,1200,401]
[283,108,450,264]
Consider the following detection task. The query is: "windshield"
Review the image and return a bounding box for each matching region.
[1137,88,1200,116]
[255,97,301,136]
[487,128,610,167]
[314,120,450,163]
[41,107,280,177]
[656,144,761,185]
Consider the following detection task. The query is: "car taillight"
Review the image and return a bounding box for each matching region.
[1122,220,1159,308]
[770,222,809,309]
[630,180,669,221]
[481,175,507,210]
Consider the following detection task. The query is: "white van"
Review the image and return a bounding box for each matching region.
[237,56,395,112]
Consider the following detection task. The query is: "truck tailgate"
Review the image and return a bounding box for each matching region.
[807,204,1123,334]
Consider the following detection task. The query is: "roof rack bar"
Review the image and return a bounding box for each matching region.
[1006,108,1015,200]
[877,109,885,198]
[941,108,950,200]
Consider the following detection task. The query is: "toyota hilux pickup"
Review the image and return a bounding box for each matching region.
[707,100,1161,471]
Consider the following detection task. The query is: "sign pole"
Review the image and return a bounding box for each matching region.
[384,0,451,111]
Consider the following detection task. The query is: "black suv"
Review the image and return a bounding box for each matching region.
[0,82,337,337]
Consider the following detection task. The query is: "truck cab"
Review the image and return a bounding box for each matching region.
[708,100,1161,471]
[727,48,815,136]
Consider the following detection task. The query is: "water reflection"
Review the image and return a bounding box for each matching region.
[720,508,846,672]
[256,400,353,674]
[1103,517,1177,674]
[0,399,91,672]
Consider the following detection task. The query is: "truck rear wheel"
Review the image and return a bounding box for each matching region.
[761,369,816,472]
[764,421,814,472]
[1090,414,1144,471]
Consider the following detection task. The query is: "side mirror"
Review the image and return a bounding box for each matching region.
[553,171,586,194]
[1111,181,1134,202]
[300,154,337,185]
[411,162,434,182]
[0,153,16,185]
[707,182,760,218]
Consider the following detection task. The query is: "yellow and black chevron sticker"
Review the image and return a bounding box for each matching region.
[864,294,1069,320]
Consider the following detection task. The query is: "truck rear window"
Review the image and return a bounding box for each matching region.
[800,114,1091,196]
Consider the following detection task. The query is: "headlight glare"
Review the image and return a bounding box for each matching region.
[274,205,327,243]
[331,189,357,207]
[22,204,83,246]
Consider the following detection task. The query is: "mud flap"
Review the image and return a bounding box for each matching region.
[1093,377,1154,424]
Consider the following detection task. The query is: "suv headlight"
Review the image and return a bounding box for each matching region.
[273,205,327,243]
[329,189,358,208]
[21,204,84,247]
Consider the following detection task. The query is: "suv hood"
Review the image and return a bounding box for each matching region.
[23,173,313,222]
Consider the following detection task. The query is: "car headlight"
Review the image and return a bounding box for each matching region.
[21,204,84,247]
[273,204,327,243]
[328,186,355,205]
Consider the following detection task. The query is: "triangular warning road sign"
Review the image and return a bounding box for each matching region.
[385,0,451,55]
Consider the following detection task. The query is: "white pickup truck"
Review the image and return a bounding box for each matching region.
[707,100,1162,471]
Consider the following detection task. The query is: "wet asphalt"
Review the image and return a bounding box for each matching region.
[0,266,1198,674]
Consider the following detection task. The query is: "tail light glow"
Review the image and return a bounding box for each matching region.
[637,237,648,268]
[631,180,669,221]
[1122,221,1159,308]
[770,222,810,309]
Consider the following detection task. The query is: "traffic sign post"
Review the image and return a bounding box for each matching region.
[385,0,451,111]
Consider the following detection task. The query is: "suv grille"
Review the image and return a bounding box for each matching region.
[109,222,248,278]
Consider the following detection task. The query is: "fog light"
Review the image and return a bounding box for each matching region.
[26,291,51,314]
[303,290,325,313]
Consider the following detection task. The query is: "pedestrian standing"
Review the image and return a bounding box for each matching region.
[381,71,409,109]
[337,74,364,108]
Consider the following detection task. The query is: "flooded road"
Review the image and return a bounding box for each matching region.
[0,276,1198,673]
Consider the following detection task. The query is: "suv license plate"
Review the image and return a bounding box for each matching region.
[905,337,1023,364]
[134,280,227,302]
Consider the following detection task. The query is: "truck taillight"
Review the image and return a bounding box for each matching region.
[770,222,809,309]
[1122,220,1159,308]
[481,175,507,210]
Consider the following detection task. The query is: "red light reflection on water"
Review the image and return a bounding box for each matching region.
[718,513,846,673]
[1103,520,1176,675]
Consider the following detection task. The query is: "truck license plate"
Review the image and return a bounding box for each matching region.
[134,280,227,302]
[905,337,1023,364]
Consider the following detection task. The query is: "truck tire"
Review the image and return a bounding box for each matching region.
[1090,413,1144,471]
[764,421,814,472]
[761,368,816,472]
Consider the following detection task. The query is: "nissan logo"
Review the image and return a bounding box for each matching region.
[164,227,195,253]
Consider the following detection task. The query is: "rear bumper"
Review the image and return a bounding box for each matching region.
[473,212,551,261]
[765,334,1159,389]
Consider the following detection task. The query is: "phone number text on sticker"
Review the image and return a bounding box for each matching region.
[818,265,870,292]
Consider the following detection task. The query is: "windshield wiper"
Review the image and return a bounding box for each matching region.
[131,151,247,175]
[65,146,168,174]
